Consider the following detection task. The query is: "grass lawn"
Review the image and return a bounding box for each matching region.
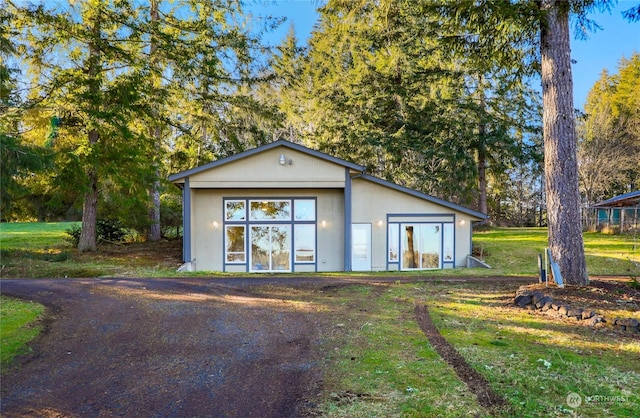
[474,227,640,277]
[0,296,45,372]
[0,222,181,278]
[315,282,640,417]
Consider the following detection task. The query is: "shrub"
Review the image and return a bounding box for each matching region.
[65,219,128,247]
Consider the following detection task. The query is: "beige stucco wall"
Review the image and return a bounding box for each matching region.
[189,188,345,272]
[351,178,475,269]
[188,147,347,189]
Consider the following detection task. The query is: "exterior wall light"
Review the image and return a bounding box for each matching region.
[377,220,384,228]
[213,221,219,229]
[459,219,466,226]
[321,220,327,228]
[279,154,286,165]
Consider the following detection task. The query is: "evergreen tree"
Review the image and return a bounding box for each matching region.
[12,0,152,251]
[537,0,623,285]
[0,7,49,221]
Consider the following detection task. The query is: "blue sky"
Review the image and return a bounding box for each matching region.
[252,0,639,109]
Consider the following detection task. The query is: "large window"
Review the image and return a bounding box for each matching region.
[224,198,316,272]
[401,223,441,270]
[251,225,291,271]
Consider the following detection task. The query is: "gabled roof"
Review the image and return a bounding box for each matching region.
[168,139,487,220]
[592,190,640,208]
[168,139,365,182]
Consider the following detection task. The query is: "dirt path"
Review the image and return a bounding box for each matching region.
[414,304,507,413]
[1,278,330,417]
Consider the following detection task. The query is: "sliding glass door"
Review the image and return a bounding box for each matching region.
[401,223,441,270]
[250,225,291,272]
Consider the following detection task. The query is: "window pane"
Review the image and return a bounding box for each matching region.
[443,224,453,262]
[402,224,419,269]
[419,225,440,269]
[249,200,291,220]
[225,200,246,221]
[225,226,245,263]
[388,224,399,262]
[251,226,270,270]
[295,224,315,262]
[271,225,291,270]
[294,200,316,221]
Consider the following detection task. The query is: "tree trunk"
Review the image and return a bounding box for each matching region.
[78,18,101,252]
[406,226,416,268]
[147,0,162,241]
[477,74,488,219]
[540,0,588,285]
[477,139,488,217]
[78,164,98,252]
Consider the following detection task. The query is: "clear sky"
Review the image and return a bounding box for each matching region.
[252,0,639,110]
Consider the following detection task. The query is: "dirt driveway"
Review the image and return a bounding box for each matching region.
[1,277,346,417]
[2,276,539,417]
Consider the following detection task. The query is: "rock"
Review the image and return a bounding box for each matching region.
[558,305,570,316]
[542,300,554,310]
[515,295,532,307]
[551,302,562,311]
[567,308,583,319]
[616,318,639,330]
[581,311,595,320]
[586,316,604,326]
[531,292,546,305]
[535,296,552,309]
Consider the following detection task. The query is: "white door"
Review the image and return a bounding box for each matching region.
[351,223,372,271]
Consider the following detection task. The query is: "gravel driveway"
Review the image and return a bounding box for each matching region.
[1,278,332,417]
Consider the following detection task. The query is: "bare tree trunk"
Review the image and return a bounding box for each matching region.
[540,0,588,285]
[147,0,162,241]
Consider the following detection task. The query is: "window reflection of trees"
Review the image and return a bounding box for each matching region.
[226,226,245,262]
[225,201,245,220]
[402,224,440,270]
[250,201,291,220]
[250,225,291,271]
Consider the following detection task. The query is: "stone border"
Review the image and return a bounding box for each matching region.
[513,288,640,333]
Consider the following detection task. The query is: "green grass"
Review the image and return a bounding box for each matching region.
[474,227,640,276]
[312,286,486,417]
[315,282,640,417]
[0,296,45,371]
[0,222,180,278]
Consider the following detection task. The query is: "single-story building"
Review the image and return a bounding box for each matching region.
[585,190,640,232]
[168,139,487,273]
